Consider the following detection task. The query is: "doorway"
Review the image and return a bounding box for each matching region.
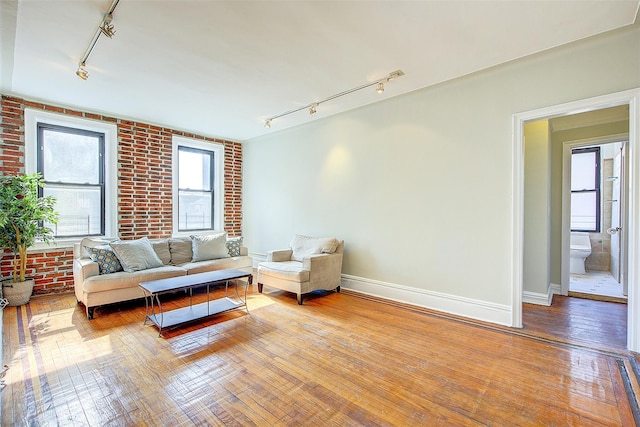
[563,138,628,303]
[512,88,640,352]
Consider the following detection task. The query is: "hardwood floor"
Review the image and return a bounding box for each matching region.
[523,295,628,352]
[2,286,638,426]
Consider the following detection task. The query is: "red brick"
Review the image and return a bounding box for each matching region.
[1,95,243,294]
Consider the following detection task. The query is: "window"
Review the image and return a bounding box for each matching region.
[25,109,117,242]
[571,147,600,232]
[172,136,224,234]
[37,124,105,237]
[178,147,214,230]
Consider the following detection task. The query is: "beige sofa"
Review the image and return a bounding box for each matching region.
[257,234,343,304]
[73,235,252,319]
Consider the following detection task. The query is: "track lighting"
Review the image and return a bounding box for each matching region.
[100,14,116,38]
[76,0,120,80]
[76,63,89,80]
[262,70,405,129]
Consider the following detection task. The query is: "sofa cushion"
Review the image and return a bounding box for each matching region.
[82,265,186,293]
[181,255,253,275]
[110,237,164,273]
[258,261,310,282]
[191,233,230,262]
[151,238,171,265]
[226,236,243,257]
[169,237,193,265]
[290,234,339,262]
[86,245,123,274]
[79,237,119,259]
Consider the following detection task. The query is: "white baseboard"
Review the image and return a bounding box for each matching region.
[550,282,562,295]
[250,256,514,326]
[340,274,512,326]
[522,289,553,306]
[250,252,266,269]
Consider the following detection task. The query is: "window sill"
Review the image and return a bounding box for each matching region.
[28,239,79,252]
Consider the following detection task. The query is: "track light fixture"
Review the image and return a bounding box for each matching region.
[76,62,89,80]
[262,70,404,129]
[100,14,116,38]
[76,0,120,80]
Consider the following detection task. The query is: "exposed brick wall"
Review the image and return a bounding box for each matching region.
[224,141,243,236]
[0,95,243,296]
[0,96,25,175]
[118,120,174,239]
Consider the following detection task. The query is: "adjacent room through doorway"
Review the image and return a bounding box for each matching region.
[567,139,628,304]
[516,88,639,352]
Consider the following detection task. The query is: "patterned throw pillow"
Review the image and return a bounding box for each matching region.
[86,245,123,274]
[226,236,243,257]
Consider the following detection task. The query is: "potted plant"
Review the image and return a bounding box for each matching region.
[0,173,58,306]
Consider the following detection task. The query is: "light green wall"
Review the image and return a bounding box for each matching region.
[243,23,640,313]
[524,121,551,295]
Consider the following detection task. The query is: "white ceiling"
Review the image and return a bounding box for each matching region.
[1,1,638,141]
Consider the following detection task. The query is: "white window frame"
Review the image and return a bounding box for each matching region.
[171,136,224,236]
[24,108,118,248]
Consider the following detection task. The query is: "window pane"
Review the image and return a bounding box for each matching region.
[42,128,101,184]
[43,185,102,236]
[179,149,211,191]
[571,192,597,230]
[179,191,213,230]
[571,152,596,191]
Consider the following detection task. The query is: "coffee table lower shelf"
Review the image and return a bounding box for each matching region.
[140,269,252,337]
[145,297,244,331]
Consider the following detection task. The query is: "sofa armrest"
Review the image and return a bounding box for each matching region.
[73,258,99,285]
[267,249,293,262]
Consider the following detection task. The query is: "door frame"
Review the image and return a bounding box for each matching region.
[511,88,640,351]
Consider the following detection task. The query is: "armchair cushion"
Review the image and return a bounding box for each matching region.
[258,261,310,282]
[290,234,340,262]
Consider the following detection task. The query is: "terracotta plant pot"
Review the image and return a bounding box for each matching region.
[2,279,34,306]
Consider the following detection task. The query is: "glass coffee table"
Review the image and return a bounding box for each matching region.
[139,268,253,336]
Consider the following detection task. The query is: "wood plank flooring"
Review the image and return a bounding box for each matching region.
[523,295,627,352]
[2,286,638,426]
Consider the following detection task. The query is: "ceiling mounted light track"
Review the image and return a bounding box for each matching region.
[263,69,405,129]
[75,0,120,80]
[99,13,116,38]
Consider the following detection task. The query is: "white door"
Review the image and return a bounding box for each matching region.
[611,148,621,282]
[620,142,628,296]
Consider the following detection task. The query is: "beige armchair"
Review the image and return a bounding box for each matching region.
[257,234,344,304]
